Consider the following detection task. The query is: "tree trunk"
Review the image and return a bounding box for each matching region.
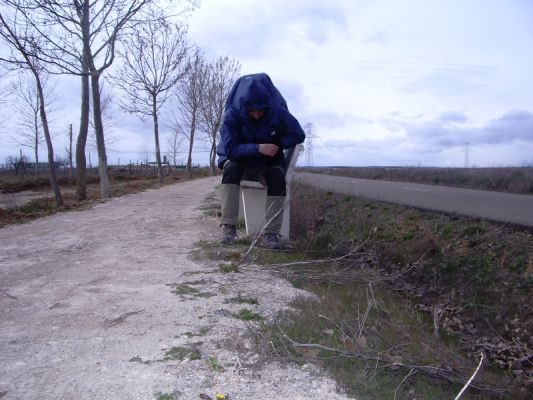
[76,3,91,201]
[210,130,217,176]
[91,73,111,199]
[33,108,39,179]
[186,118,195,179]
[68,124,74,183]
[152,95,163,184]
[34,74,63,207]
[76,72,89,201]
[34,138,39,179]
[19,149,25,182]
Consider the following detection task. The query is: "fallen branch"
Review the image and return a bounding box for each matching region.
[281,335,503,396]
[266,229,372,269]
[250,247,424,289]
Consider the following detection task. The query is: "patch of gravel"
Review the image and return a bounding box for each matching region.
[0,176,355,400]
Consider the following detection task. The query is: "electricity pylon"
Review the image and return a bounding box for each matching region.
[304,122,315,167]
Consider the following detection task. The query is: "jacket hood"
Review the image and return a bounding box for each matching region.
[243,81,270,111]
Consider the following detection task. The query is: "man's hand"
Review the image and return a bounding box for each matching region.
[258,143,279,157]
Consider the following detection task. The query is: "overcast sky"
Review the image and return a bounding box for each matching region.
[1,0,532,168]
[188,0,533,167]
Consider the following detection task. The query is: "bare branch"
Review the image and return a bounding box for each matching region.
[198,55,240,174]
[170,48,206,178]
[108,9,189,182]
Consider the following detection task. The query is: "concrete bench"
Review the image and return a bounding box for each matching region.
[238,144,303,239]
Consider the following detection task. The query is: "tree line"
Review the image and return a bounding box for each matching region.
[0,0,240,207]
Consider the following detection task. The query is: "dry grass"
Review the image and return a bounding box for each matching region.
[270,183,531,399]
[188,180,531,398]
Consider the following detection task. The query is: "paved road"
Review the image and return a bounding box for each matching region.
[294,172,533,228]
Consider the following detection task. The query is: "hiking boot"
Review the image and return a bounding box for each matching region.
[221,224,237,244]
[262,233,282,250]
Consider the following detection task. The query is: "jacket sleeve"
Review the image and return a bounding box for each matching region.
[278,108,306,149]
[220,108,259,161]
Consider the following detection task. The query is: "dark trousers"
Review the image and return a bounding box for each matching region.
[221,161,286,196]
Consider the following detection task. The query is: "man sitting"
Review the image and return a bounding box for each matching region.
[217,73,305,249]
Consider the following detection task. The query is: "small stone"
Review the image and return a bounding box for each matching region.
[247,354,259,364]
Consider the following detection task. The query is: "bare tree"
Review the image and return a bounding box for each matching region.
[11,74,43,178]
[71,0,152,198]
[109,11,189,183]
[3,0,154,199]
[170,49,205,179]
[0,9,63,206]
[166,126,184,169]
[138,139,151,168]
[11,73,61,178]
[6,151,30,181]
[199,56,240,176]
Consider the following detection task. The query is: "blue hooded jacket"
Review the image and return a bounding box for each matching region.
[217,73,305,169]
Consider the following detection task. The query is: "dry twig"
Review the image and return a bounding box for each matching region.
[104,309,145,329]
[394,368,415,400]
[280,335,502,395]
[454,352,484,400]
[241,180,302,262]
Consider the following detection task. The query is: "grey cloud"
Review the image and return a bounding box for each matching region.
[302,110,533,167]
[437,111,468,124]
[394,110,533,150]
[484,111,533,143]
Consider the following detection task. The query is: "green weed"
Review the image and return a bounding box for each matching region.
[170,283,199,296]
[225,293,258,305]
[163,346,201,361]
[170,283,215,299]
[198,326,211,336]
[208,356,225,372]
[461,223,486,237]
[154,391,180,400]
[183,278,211,285]
[235,308,263,321]
[218,262,240,273]
[438,223,456,238]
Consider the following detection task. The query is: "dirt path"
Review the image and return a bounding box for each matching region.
[0,177,352,400]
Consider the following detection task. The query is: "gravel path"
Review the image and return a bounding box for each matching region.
[0,177,353,400]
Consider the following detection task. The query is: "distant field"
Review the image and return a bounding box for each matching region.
[297,166,533,195]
